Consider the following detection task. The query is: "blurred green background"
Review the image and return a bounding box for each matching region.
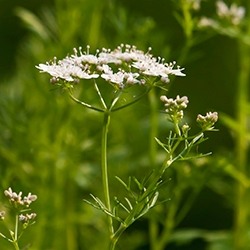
[0,0,248,249]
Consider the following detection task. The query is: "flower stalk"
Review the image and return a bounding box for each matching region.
[234,39,250,250]
[0,188,37,250]
[36,44,218,250]
[102,111,113,235]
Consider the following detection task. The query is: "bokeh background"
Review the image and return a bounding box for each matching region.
[0,0,249,249]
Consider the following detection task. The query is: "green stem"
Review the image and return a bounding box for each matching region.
[12,214,20,250]
[102,112,114,237]
[109,224,127,250]
[110,151,174,250]
[12,241,20,250]
[234,40,250,250]
[15,214,18,241]
[68,89,104,113]
[180,0,193,40]
[148,88,159,250]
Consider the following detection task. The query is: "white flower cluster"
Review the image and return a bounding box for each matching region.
[4,187,37,208]
[186,0,202,11]
[197,111,218,131]
[216,1,245,25]
[199,1,245,28]
[19,213,37,224]
[160,95,189,122]
[36,44,185,89]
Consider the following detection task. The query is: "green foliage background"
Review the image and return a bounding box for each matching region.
[0,0,248,249]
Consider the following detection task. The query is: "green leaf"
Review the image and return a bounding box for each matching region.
[114,196,130,213]
[155,137,170,153]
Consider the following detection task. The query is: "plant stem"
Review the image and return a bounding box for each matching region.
[13,241,20,250]
[68,89,104,113]
[102,112,114,237]
[15,214,18,242]
[180,0,193,40]
[234,40,250,250]
[148,88,159,250]
[109,224,127,250]
[12,214,20,250]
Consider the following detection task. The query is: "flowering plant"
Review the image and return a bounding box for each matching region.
[0,188,37,250]
[36,44,217,249]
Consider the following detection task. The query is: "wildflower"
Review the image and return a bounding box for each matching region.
[198,1,245,29]
[101,69,142,88]
[19,213,37,224]
[36,57,99,83]
[36,44,185,89]
[198,17,217,28]
[182,124,190,136]
[23,193,37,207]
[160,95,189,123]
[132,59,185,79]
[196,111,218,131]
[186,0,202,11]
[108,44,149,63]
[216,1,245,25]
[4,187,23,205]
[4,187,37,208]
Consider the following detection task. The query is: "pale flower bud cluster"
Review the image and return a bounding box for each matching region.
[216,1,245,25]
[4,187,37,208]
[160,95,189,122]
[186,0,201,11]
[196,111,218,131]
[181,124,190,136]
[1,187,37,232]
[19,213,37,225]
[199,1,245,28]
[36,44,185,89]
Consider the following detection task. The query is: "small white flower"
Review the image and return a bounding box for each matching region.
[164,62,186,77]
[216,1,229,17]
[23,193,38,206]
[19,213,37,223]
[97,64,113,74]
[98,51,122,65]
[36,44,185,87]
[197,111,218,130]
[101,70,125,87]
[186,0,201,11]
[160,95,189,121]
[72,54,99,65]
[132,58,164,77]
[111,44,149,62]
[36,59,99,82]
[198,17,217,28]
[36,62,75,82]
[124,72,141,85]
[133,58,185,79]
[216,1,245,25]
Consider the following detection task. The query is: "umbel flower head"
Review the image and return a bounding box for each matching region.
[160,95,189,123]
[199,1,245,28]
[4,187,37,209]
[36,44,185,89]
[19,213,37,228]
[196,112,218,131]
[216,0,245,25]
